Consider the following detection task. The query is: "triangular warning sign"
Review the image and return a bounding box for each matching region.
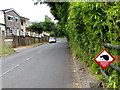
[94,49,115,69]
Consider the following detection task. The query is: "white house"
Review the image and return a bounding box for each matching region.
[0,10,6,35]
[0,8,29,37]
[20,17,29,36]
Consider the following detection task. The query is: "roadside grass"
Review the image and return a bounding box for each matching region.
[57,36,66,38]
[16,42,48,48]
[0,46,14,57]
[0,42,48,57]
[27,42,48,47]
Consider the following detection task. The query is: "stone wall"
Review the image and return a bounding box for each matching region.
[2,36,49,48]
[0,35,4,47]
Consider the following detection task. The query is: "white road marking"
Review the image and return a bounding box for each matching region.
[26,58,30,60]
[0,65,19,78]
[26,55,34,61]
[1,55,37,78]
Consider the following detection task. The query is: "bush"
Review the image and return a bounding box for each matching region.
[66,2,120,88]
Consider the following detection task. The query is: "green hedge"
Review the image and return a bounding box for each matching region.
[65,2,120,88]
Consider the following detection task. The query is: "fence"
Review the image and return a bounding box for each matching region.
[91,42,120,88]
[101,42,120,73]
[93,42,120,88]
[2,35,49,48]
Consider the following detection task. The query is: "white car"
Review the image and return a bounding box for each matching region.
[49,37,56,43]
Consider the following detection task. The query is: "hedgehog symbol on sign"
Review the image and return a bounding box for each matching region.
[100,55,109,61]
[94,49,115,69]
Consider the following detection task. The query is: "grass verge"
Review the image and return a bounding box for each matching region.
[0,42,48,57]
[16,42,48,48]
[0,46,14,57]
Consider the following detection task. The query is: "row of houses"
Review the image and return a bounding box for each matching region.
[0,8,30,37]
[0,8,49,38]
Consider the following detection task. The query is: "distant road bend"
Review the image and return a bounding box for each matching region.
[2,38,73,88]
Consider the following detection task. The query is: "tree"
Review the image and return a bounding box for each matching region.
[46,2,70,37]
[45,15,51,22]
[27,22,43,33]
[34,1,69,36]
[27,16,58,36]
[42,21,55,32]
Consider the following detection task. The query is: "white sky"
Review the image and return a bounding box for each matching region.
[0,0,55,22]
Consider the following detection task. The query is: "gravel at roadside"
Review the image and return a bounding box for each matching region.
[71,54,96,88]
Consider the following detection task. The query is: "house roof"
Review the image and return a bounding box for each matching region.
[2,8,13,12]
[20,16,29,20]
[2,8,29,20]
[2,8,21,17]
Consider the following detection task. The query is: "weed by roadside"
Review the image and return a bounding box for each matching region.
[0,42,48,57]
[16,42,48,48]
[0,46,14,56]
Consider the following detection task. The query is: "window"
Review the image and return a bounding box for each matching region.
[9,28,13,33]
[21,22,23,26]
[9,30,12,33]
[16,18,18,22]
[21,29,23,31]
[7,15,14,21]
[15,17,18,22]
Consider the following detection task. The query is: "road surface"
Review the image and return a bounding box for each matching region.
[2,38,73,88]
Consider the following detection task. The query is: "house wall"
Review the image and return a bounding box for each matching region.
[21,19,26,36]
[0,11,5,24]
[0,11,6,34]
[0,25,5,32]
[5,11,21,36]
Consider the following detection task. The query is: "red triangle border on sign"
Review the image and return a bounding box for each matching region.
[94,49,116,69]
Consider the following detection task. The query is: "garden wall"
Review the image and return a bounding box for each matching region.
[2,36,49,48]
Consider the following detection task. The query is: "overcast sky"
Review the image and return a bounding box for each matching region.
[0,0,55,22]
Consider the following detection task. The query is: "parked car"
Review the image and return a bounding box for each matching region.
[49,37,56,43]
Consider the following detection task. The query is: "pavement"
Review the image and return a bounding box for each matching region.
[13,47,28,53]
[1,38,74,88]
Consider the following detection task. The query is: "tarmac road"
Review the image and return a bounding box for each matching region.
[2,38,73,88]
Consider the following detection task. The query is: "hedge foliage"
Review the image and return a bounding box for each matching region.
[65,2,120,88]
